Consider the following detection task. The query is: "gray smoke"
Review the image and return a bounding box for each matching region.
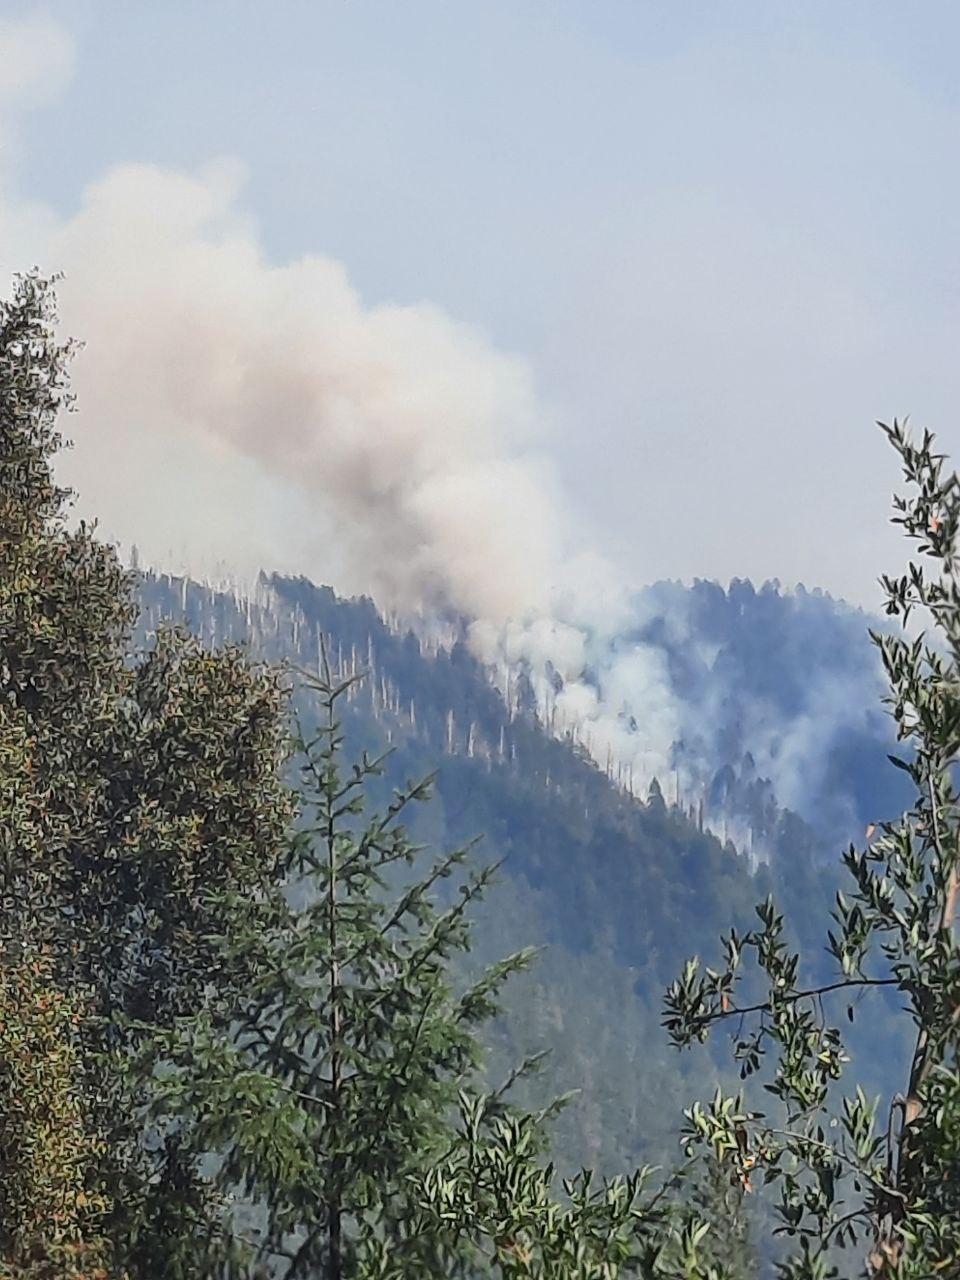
[0,15,888,843]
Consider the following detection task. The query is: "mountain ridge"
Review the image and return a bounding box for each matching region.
[132,568,917,1176]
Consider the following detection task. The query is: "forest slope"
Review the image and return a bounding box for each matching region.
[135,571,908,1173]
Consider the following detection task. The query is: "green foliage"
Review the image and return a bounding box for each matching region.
[149,653,546,1277]
[148,654,761,1278]
[413,1092,747,1280]
[665,420,960,1277]
[0,950,111,1279]
[684,1159,757,1280]
[0,273,291,1276]
[137,569,841,1182]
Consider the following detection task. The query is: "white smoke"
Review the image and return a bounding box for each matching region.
[0,18,675,784]
[45,159,564,624]
[40,151,684,791]
[0,16,887,841]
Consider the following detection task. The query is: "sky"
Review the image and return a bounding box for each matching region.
[3,2,960,611]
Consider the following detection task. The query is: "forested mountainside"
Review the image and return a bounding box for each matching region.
[612,578,910,845]
[134,570,912,1176]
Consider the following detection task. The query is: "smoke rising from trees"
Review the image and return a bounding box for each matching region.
[0,13,894,839]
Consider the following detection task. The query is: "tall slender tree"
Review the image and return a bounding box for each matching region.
[153,651,542,1277]
[157,650,758,1279]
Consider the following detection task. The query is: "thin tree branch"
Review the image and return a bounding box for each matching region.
[681,977,898,1031]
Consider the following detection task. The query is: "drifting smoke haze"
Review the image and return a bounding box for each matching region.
[0,14,895,843]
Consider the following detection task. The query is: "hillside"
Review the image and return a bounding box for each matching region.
[625,578,909,842]
[134,570,911,1175]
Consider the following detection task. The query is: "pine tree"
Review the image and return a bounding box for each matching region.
[156,648,757,1279]
[665,421,960,1277]
[151,649,543,1277]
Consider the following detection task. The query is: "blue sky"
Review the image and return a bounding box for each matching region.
[4,1,960,609]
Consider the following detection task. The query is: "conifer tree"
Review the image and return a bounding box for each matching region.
[665,421,960,1277]
[156,653,752,1279]
[152,652,543,1277]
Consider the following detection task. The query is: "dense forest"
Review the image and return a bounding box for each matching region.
[626,577,911,843]
[2,274,959,1278]
[135,568,907,1178]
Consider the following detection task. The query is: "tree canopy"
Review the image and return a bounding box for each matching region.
[0,274,290,1275]
[4,270,958,1278]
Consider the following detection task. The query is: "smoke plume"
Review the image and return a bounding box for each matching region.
[0,16,891,845]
